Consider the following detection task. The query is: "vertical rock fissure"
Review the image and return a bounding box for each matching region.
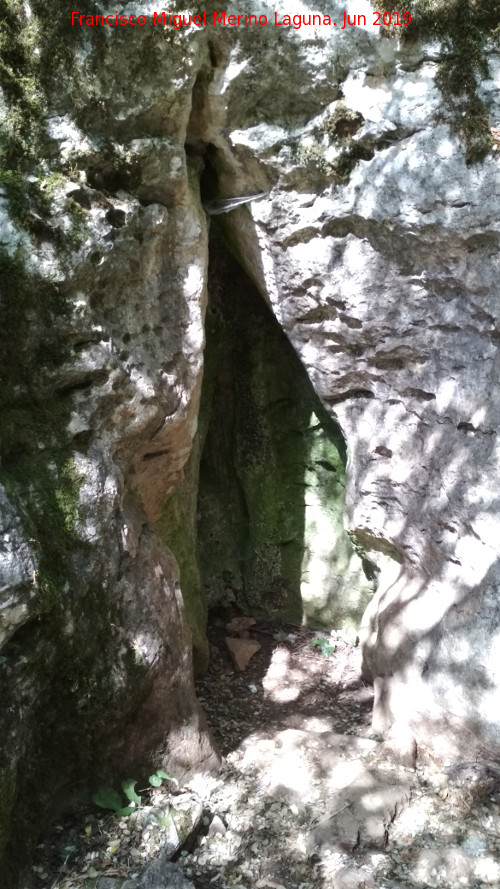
[195,226,376,630]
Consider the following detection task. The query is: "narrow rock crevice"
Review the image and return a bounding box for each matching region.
[197,229,376,627]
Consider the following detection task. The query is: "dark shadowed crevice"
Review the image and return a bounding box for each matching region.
[196,227,375,627]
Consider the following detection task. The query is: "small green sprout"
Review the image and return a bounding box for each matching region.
[92,771,178,817]
[148,769,178,788]
[309,636,336,658]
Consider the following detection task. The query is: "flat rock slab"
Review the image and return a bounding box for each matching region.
[307,771,411,852]
[137,858,195,889]
[239,727,413,852]
[330,867,376,889]
[225,636,261,670]
[97,861,195,889]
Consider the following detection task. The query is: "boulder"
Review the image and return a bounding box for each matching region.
[0,18,217,885]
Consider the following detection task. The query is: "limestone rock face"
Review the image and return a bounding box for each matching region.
[198,2,500,762]
[0,487,37,648]
[0,14,218,884]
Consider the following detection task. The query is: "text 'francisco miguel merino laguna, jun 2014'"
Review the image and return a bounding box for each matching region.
[71,10,412,29]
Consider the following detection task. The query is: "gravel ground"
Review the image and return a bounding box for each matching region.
[28,618,500,889]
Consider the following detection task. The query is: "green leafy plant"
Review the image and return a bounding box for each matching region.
[91,779,141,816]
[59,842,76,859]
[122,778,142,806]
[309,636,336,658]
[92,771,178,817]
[148,769,178,788]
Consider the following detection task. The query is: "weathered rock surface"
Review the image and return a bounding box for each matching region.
[97,859,195,889]
[238,727,413,853]
[225,616,257,635]
[330,868,377,889]
[307,773,411,853]
[196,1,500,763]
[0,487,37,648]
[197,233,373,626]
[0,9,218,884]
[135,855,196,889]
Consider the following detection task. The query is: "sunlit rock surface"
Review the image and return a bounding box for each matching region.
[202,1,500,761]
[239,726,413,851]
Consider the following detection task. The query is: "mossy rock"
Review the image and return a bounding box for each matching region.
[373,0,500,163]
[155,463,210,675]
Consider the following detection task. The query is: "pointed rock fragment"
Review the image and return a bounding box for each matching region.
[225,636,261,670]
[225,616,257,635]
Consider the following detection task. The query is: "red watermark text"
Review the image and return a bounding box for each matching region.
[71,10,412,29]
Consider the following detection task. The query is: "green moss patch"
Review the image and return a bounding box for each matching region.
[0,0,100,244]
[0,247,148,882]
[155,452,210,675]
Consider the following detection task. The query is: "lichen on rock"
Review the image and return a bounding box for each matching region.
[373,0,500,162]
